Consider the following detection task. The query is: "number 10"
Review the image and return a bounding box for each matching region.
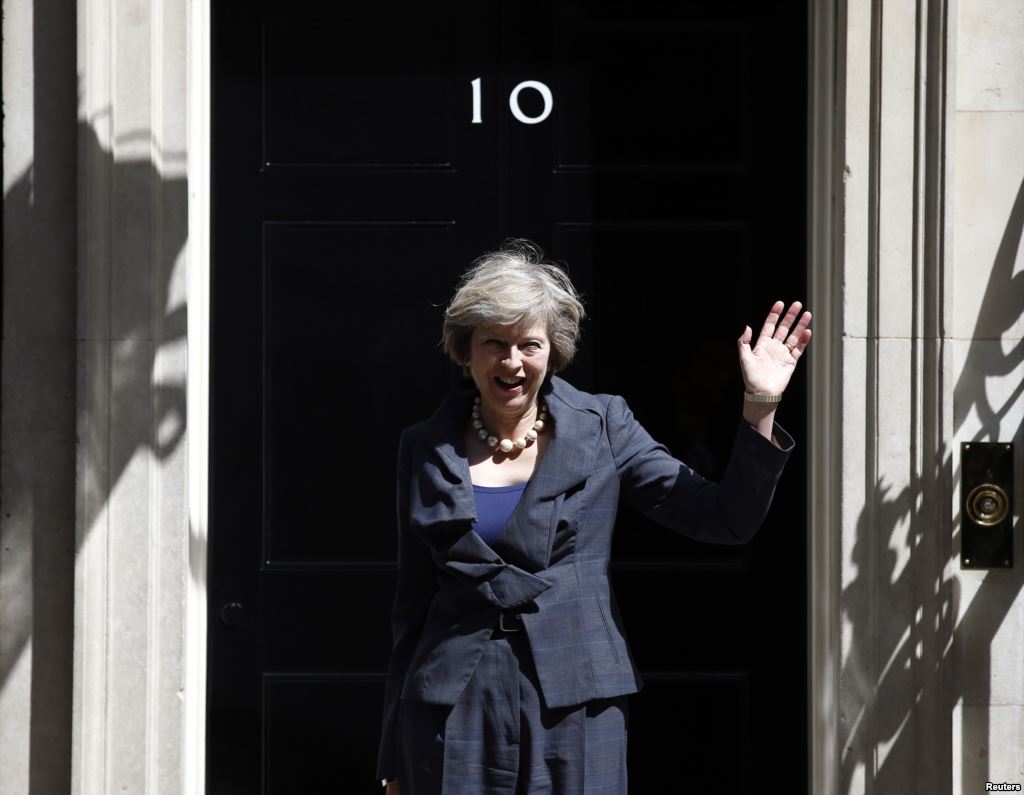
[470,77,554,125]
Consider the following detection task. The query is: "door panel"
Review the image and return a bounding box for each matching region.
[552,22,749,170]
[210,1,807,791]
[263,222,458,565]
[263,21,459,169]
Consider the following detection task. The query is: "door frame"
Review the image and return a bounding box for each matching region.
[184,2,842,792]
[185,1,213,792]
[806,1,842,794]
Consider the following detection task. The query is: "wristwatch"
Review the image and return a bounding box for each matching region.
[743,391,782,403]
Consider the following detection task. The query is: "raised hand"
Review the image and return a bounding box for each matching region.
[737,300,812,397]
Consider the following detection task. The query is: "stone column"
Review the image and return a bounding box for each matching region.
[820,0,1024,792]
[815,0,956,792]
[73,0,191,792]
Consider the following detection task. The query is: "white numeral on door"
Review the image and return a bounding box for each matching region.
[509,80,553,125]
[470,77,483,124]
[470,78,553,125]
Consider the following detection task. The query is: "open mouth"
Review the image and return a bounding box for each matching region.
[494,376,527,391]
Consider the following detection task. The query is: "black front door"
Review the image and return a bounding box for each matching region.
[209,1,807,791]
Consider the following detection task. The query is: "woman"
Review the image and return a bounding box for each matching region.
[377,240,811,794]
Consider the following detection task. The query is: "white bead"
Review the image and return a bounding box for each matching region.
[470,397,547,453]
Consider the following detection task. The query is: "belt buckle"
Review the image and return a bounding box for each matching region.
[499,612,522,632]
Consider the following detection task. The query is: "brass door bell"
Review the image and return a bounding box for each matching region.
[961,442,1014,569]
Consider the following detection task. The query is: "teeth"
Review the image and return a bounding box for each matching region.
[498,376,523,385]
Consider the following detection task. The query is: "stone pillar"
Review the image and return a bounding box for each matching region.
[820,0,1024,792]
[73,0,191,792]
[837,0,955,788]
[812,0,956,792]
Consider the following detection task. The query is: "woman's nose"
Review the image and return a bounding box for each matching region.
[503,347,522,367]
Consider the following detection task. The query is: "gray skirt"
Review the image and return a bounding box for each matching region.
[397,629,629,795]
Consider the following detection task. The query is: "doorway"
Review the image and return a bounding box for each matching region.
[208,1,808,790]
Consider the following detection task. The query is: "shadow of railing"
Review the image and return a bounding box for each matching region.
[1,113,187,791]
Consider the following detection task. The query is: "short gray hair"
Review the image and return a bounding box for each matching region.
[442,239,585,373]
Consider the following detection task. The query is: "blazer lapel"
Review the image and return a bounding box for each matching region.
[496,377,604,571]
[407,388,553,608]
[530,377,603,500]
[407,377,604,597]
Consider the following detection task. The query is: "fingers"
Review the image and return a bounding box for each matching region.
[751,300,814,361]
[788,327,812,360]
[787,309,812,338]
[782,309,811,348]
[757,300,786,340]
[758,300,813,355]
[772,301,803,343]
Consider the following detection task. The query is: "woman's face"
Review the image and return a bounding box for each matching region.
[467,322,551,416]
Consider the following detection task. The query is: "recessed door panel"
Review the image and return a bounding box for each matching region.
[263,223,457,565]
[554,23,749,171]
[264,21,458,169]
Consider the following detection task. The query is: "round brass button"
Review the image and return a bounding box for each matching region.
[965,483,1010,527]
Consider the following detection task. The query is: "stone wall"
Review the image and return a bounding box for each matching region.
[950,0,1024,788]
[834,0,1024,793]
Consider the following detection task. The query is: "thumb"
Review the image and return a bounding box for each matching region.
[737,326,753,366]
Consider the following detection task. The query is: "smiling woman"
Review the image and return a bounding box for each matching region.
[463,322,552,486]
[440,241,584,490]
[441,240,585,376]
[377,239,811,794]
[468,323,550,408]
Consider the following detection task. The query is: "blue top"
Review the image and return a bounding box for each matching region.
[471,482,528,545]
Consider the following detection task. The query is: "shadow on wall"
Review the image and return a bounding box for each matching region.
[0,119,188,792]
[840,176,1024,794]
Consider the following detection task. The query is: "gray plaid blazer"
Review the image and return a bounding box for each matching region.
[377,375,794,781]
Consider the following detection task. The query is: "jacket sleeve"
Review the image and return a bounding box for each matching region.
[376,429,439,781]
[605,394,795,544]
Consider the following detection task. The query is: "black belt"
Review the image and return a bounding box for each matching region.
[496,611,524,633]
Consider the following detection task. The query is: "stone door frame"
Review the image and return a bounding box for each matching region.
[75,0,952,792]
